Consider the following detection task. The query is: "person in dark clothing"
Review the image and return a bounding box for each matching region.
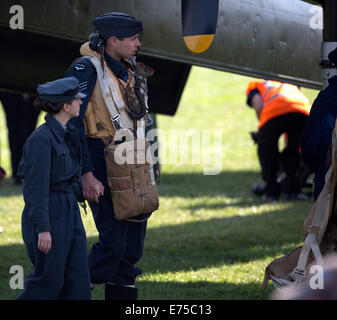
[301,48,337,201]
[0,92,40,184]
[16,77,91,300]
[65,12,152,300]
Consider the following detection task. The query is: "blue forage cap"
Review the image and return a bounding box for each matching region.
[37,77,86,103]
[328,47,337,65]
[92,12,143,39]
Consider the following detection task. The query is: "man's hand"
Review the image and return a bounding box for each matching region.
[251,93,264,119]
[250,131,259,144]
[82,172,104,203]
[38,231,52,254]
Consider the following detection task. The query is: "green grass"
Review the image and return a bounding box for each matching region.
[0,67,319,300]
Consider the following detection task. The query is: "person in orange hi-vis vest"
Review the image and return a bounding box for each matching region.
[246,79,310,201]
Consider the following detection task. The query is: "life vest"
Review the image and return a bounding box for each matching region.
[246,79,310,128]
[79,42,145,140]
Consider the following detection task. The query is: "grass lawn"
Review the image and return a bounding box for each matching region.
[0,67,319,300]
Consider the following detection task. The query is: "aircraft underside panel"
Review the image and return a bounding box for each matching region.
[138,0,323,89]
[0,0,323,95]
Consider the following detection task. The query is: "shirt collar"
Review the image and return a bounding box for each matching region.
[45,114,66,142]
[45,114,76,143]
[104,52,128,82]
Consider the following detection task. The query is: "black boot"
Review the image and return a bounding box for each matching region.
[251,182,266,196]
[105,283,138,300]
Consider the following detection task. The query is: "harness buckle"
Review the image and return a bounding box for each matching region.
[111,113,123,131]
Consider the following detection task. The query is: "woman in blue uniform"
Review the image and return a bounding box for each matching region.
[16,77,91,300]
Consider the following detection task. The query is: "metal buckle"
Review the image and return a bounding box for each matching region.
[111,113,122,130]
[269,275,293,289]
[293,268,305,278]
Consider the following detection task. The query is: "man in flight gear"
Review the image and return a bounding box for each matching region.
[66,12,154,300]
[246,79,310,201]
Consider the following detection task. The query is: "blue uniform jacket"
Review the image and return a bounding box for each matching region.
[301,76,337,199]
[18,114,82,233]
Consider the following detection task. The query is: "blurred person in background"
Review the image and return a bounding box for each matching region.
[0,92,40,185]
[246,79,310,201]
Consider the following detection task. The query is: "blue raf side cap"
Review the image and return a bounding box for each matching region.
[92,12,143,39]
[37,77,86,103]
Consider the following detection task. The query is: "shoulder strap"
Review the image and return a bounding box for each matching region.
[89,56,124,116]
[88,56,134,141]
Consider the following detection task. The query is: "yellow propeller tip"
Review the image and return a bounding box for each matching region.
[183,34,215,53]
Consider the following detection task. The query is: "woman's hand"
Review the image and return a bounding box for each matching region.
[82,172,104,203]
[38,231,52,254]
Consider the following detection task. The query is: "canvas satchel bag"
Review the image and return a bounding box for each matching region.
[104,137,159,221]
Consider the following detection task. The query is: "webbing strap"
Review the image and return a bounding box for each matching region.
[89,56,129,127]
[293,233,315,283]
[89,56,146,140]
[311,184,332,243]
[294,188,330,282]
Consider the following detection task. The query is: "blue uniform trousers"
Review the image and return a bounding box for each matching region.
[17,192,91,300]
[86,138,147,286]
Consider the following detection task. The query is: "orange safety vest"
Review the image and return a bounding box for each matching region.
[246,79,310,128]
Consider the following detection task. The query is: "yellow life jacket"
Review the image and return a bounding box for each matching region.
[79,42,144,140]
